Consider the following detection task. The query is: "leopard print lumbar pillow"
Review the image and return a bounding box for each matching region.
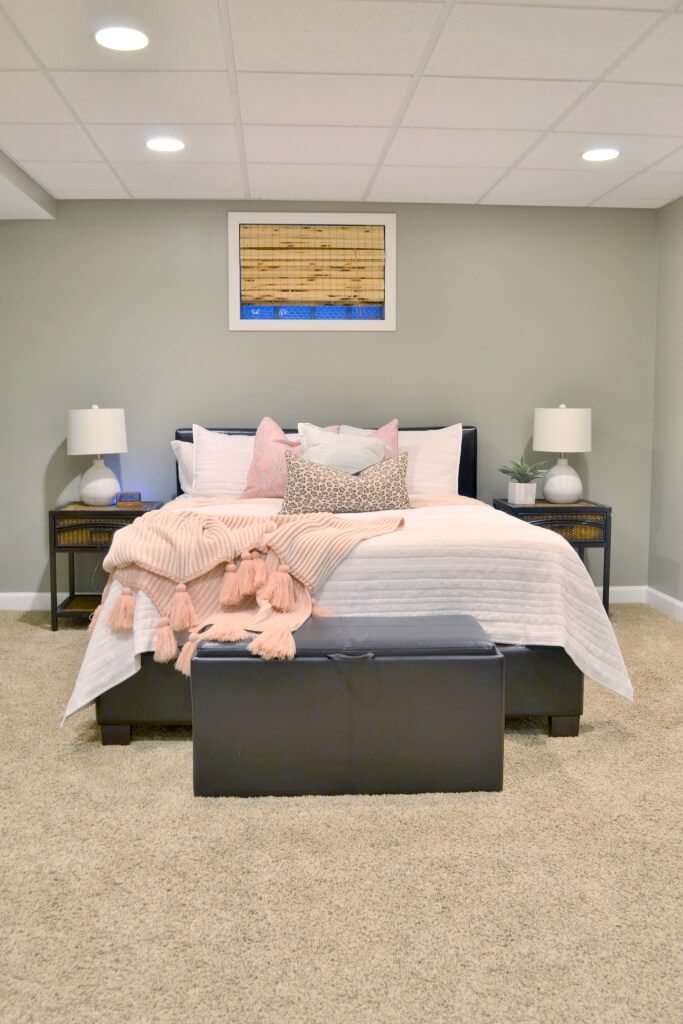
[281,450,411,515]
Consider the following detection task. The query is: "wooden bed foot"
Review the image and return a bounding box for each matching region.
[548,715,580,738]
[100,724,132,745]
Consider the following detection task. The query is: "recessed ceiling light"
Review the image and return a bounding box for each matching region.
[582,147,620,163]
[94,26,149,51]
[146,137,185,153]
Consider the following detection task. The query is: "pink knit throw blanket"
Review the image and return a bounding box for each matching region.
[95,509,403,671]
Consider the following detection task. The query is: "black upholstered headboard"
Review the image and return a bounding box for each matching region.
[174,425,478,499]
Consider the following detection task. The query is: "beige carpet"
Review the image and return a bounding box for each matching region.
[1,607,681,1024]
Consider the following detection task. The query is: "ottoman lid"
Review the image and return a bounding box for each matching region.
[196,614,497,659]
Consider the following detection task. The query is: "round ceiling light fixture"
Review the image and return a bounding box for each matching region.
[582,147,620,162]
[146,137,185,153]
[94,26,149,51]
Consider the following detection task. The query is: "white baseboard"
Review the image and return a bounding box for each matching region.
[1,586,681,621]
[606,585,648,604]
[647,586,683,622]
[0,592,66,611]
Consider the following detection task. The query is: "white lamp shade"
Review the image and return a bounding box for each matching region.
[67,406,127,456]
[533,406,591,453]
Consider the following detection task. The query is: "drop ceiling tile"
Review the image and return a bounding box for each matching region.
[652,146,683,173]
[608,13,683,86]
[0,71,72,122]
[482,167,631,207]
[244,125,386,165]
[249,163,371,201]
[369,164,502,203]
[386,127,540,167]
[521,132,683,172]
[0,11,36,68]
[51,71,233,124]
[405,78,587,131]
[87,124,240,162]
[22,160,127,198]
[1,0,225,70]
[230,0,439,74]
[426,4,654,81]
[0,123,99,161]
[238,72,407,127]
[114,161,244,198]
[592,171,683,207]
[559,83,683,136]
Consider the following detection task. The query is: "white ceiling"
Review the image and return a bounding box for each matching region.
[0,0,683,207]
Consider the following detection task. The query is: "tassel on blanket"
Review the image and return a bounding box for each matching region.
[169,582,196,631]
[107,586,135,631]
[311,600,331,618]
[175,631,199,676]
[259,563,295,612]
[154,616,178,663]
[236,551,257,597]
[219,562,241,607]
[88,603,102,633]
[251,554,268,592]
[248,628,296,661]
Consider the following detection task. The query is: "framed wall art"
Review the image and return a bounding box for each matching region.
[228,212,396,331]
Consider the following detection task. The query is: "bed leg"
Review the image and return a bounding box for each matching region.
[548,715,580,738]
[100,724,132,746]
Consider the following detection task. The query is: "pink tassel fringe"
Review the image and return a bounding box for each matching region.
[175,633,198,676]
[154,616,178,663]
[169,582,196,631]
[248,628,296,661]
[219,562,241,607]
[88,604,102,633]
[107,586,135,631]
[311,600,331,618]
[236,552,257,597]
[204,625,248,644]
[252,555,268,592]
[260,563,295,612]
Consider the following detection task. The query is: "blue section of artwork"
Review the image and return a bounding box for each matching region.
[351,306,383,320]
[315,305,347,319]
[242,304,276,319]
[278,305,312,319]
[241,304,385,321]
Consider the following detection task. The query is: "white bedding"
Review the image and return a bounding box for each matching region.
[64,497,632,720]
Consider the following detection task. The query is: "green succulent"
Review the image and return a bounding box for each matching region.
[499,457,546,483]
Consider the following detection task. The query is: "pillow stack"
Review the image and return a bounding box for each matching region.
[170,418,463,511]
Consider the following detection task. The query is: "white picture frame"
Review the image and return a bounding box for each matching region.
[228,211,396,332]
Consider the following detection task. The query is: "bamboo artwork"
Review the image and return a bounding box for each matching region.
[239,223,386,308]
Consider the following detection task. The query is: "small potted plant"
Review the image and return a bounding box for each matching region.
[499,457,545,506]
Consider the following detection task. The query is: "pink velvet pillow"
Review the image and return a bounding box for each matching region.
[243,417,400,498]
[242,417,333,498]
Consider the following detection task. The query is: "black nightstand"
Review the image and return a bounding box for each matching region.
[493,498,612,613]
[48,501,162,630]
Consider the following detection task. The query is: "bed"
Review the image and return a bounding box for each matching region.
[64,426,632,744]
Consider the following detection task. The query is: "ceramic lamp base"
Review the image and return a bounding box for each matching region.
[80,457,120,506]
[542,457,583,503]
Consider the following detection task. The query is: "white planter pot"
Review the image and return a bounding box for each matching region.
[508,481,537,506]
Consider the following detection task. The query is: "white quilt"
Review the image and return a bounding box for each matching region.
[64,497,632,720]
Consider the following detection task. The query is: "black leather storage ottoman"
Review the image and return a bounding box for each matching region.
[191,615,504,797]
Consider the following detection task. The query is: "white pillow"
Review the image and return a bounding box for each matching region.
[192,424,255,497]
[171,439,195,494]
[398,424,463,495]
[298,422,386,475]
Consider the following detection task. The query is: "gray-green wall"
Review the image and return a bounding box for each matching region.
[0,200,658,594]
[649,198,683,603]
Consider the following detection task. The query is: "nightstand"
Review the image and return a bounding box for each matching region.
[49,501,162,630]
[492,499,611,613]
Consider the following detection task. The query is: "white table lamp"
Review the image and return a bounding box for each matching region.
[533,405,591,503]
[67,405,128,505]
